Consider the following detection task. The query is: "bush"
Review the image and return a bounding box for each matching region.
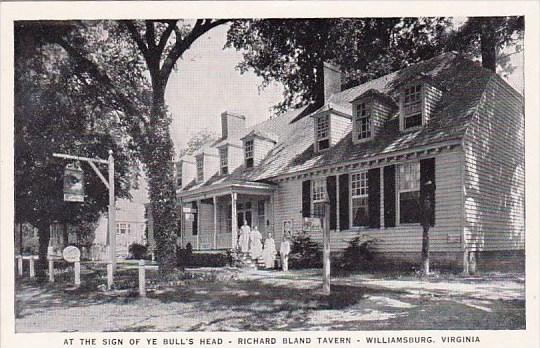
[334,235,378,271]
[128,243,147,260]
[177,245,227,268]
[289,232,323,269]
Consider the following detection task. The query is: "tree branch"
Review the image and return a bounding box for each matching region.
[145,21,156,49]
[160,19,230,84]
[122,20,150,59]
[156,20,178,53]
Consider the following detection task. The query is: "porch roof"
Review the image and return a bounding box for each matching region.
[177,179,275,202]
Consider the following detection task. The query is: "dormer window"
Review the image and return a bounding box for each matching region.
[355,102,371,140]
[219,147,228,175]
[315,115,330,151]
[402,84,422,129]
[176,165,183,188]
[196,156,204,182]
[245,139,254,168]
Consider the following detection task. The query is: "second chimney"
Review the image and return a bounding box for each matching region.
[221,111,246,140]
[323,62,342,102]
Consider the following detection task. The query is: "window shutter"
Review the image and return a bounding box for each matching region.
[383,165,396,227]
[192,201,198,235]
[367,168,380,228]
[326,176,337,230]
[339,174,350,230]
[302,180,311,218]
[420,157,436,226]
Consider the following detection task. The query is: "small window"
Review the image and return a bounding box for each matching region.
[402,84,423,129]
[399,162,420,223]
[219,147,228,175]
[245,139,254,168]
[351,172,369,227]
[196,157,204,182]
[315,115,330,151]
[312,178,326,202]
[176,163,183,188]
[355,102,371,139]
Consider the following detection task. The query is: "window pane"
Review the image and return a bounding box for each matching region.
[405,114,422,128]
[312,178,326,202]
[400,191,420,223]
[356,103,371,139]
[318,139,330,150]
[352,197,369,227]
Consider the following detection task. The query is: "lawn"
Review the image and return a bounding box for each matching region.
[15,267,525,332]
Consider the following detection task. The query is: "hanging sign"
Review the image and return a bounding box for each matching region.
[63,162,84,202]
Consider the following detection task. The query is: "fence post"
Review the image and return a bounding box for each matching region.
[17,256,23,277]
[48,258,55,283]
[74,259,81,287]
[138,259,146,297]
[29,256,35,278]
[107,263,113,290]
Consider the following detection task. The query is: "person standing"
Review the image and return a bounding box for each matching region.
[280,233,291,272]
[262,233,277,269]
[238,220,251,253]
[250,226,263,259]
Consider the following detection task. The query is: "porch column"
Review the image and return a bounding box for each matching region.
[196,200,201,250]
[213,196,218,249]
[231,192,238,249]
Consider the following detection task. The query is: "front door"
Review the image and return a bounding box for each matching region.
[237,211,252,228]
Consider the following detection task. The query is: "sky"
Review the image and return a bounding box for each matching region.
[164,22,524,157]
[165,24,284,155]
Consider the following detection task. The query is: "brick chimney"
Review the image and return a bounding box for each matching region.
[323,62,342,102]
[221,111,246,141]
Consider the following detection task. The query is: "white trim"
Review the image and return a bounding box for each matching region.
[400,83,425,132]
[314,114,331,152]
[350,170,369,228]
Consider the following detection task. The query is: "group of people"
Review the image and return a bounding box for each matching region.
[237,220,291,271]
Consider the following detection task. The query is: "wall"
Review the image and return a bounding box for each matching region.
[271,150,464,257]
[463,76,525,252]
[330,114,351,146]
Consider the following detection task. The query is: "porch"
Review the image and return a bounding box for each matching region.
[178,181,275,250]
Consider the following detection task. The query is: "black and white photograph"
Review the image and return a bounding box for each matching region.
[1,1,539,348]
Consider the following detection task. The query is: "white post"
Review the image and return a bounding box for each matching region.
[74,260,81,287]
[108,150,116,274]
[107,263,113,290]
[17,256,23,277]
[196,200,201,250]
[213,196,218,249]
[138,259,146,297]
[48,259,54,283]
[322,201,331,295]
[231,192,238,249]
[29,256,35,278]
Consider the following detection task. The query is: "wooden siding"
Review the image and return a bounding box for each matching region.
[227,145,244,173]
[253,138,275,167]
[463,76,525,251]
[423,84,443,123]
[203,154,220,181]
[271,151,464,253]
[330,114,351,146]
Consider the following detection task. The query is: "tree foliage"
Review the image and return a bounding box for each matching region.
[178,129,219,158]
[445,16,524,73]
[226,18,449,113]
[14,21,142,276]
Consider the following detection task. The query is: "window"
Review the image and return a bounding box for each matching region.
[245,139,254,168]
[116,223,130,235]
[196,157,204,182]
[315,115,330,151]
[219,147,228,175]
[355,102,371,140]
[351,172,369,227]
[399,162,420,223]
[312,178,326,217]
[225,205,232,233]
[402,84,423,129]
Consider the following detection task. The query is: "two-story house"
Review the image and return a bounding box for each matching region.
[176,52,525,273]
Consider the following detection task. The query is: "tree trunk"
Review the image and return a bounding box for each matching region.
[144,88,178,278]
[36,219,50,281]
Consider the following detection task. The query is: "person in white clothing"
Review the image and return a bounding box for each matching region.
[238,220,251,253]
[262,233,277,269]
[250,226,263,259]
[280,233,291,272]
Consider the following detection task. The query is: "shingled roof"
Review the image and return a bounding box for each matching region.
[179,52,500,194]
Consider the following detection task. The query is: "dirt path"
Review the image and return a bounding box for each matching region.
[15,269,525,332]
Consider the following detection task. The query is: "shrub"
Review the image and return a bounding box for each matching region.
[334,235,378,271]
[177,246,227,268]
[128,243,147,260]
[289,232,323,269]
